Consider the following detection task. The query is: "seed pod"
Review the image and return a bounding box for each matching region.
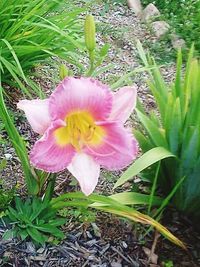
[84,14,96,52]
[59,64,68,80]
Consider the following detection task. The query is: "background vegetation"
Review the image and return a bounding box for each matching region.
[0,0,84,96]
[143,0,200,53]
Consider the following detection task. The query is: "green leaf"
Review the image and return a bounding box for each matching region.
[133,129,153,152]
[2,229,14,240]
[40,209,57,221]
[1,39,27,83]
[35,224,64,239]
[23,198,33,218]
[30,198,48,222]
[19,229,29,241]
[148,162,160,214]
[0,0,84,97]
[0,158,7,171]
[114,147,175,189]
[0,88,39,194]
[167,98,182,154]
[8,207,20,221]
[111,66,153,89]
[174,49,182,98]
[51,192,186,249]
[109,192,163,206]
[99,43,110,57]
[136,109,168,148]
[15,197,24,214]
[26,227,47,245]
[154,176,185,218]
[48,218,66,227]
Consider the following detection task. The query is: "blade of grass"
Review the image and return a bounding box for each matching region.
[148,162,160,215]
[0,86,38,194]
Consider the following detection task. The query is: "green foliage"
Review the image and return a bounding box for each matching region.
[114,147,175,188]
[0,159,15,213]
[110,191,163,206]
[4,197,65,245]
[113,147,184,221]
[51,192,186,249]
[0,186,15,213]
[0,158,6,172]
[0,87,55,196]
[162,260,174,267]
[0,0,84,96]
[0,87,39,194]
[143,0,200,53]
[136,41,200,219]
[84,16,111,77]
[0,12,185,249]
[59,206,96,223]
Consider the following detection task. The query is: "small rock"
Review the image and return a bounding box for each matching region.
[142,3,160,21]
[122,241,128,248]
[26,242,36,254]
[4,153,12,160]
[86,231,93,239]
[30,256,46,261]
[91,223,101,237]
[151,21,170,38]
[127,0,142,15]
[171,34,186,49]
[134,177,141,183]
[37,247,45,254]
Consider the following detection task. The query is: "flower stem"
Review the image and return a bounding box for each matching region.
[87,50,95,76]
[43,173,57,203]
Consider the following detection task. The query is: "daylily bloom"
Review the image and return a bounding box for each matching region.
[17,77,138,195]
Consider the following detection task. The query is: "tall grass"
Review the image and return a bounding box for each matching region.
[134,42,200,222]
[0,0,85,96]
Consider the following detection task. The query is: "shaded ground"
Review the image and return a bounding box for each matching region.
[0,1,200,266]
[0,210,200,266]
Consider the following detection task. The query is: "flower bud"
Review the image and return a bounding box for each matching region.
[84,14,96,52]
[59,64,68,80]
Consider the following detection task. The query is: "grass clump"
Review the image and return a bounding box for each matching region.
[0,0,84,96]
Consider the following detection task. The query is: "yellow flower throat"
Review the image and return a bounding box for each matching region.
[54,111,104,150]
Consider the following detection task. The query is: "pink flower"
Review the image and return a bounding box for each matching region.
[17,77,138,195]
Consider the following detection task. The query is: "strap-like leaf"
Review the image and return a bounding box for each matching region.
[114,147,175,189]
[109,192,162,206]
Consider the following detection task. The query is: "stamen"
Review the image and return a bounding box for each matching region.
[64,111,100,151]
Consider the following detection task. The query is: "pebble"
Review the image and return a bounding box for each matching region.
[122,241,128,249]
[26,242,36,254]
[4,153,12,160]
[37,248,45,254]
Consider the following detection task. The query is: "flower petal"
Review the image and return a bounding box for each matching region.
[30,120,75,172]
[109,86,137,123]
[85,122,138,170]
[49,77,113,121]
[68,153,100,196]
[17,99,51,135]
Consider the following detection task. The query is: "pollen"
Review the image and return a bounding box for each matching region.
[54,111,105,150]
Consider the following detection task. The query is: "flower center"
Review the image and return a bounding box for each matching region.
[54,111,105,150]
